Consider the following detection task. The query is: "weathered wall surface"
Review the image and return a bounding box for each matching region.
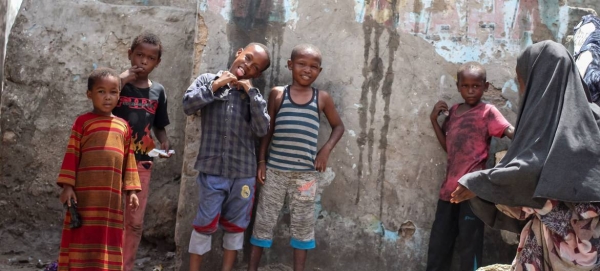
[0,0,195,261]
[175,0,598,270]
[1,0,23,149]
[1,0,599,270]
[99,0,196,9]
[0,2,6,136]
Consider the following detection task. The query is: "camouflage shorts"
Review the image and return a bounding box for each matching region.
[250,168,318,250]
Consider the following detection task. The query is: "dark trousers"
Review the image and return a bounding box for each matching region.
[426,200,484,271]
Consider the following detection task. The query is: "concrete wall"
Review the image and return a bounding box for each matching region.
[0,2,5,137]
[0,0,598,270]
[175,0,598,270]
[0,0,21,137]
[0,0,195,259]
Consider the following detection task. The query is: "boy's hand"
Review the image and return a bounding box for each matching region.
[159,140,172,158]
[120,66,144,85]
[450,184,476,204]
[256,162,267,185]
[430,100,449,120]
[233,79,253,92]
[213,71,238,92]
[314,149,331,172]
[59,185,77,206]
[128,191,139,211]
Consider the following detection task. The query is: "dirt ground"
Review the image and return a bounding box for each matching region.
[0,252,297,271]
[0,243,176,271]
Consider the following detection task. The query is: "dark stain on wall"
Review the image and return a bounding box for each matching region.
[226,0,286,93]
[357,1,401,266]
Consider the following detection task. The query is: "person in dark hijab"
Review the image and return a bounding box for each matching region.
[451,40,600,270]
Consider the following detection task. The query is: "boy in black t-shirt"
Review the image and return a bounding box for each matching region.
[112,32,171,271]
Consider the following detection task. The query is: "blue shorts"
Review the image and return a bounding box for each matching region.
[192,173,255,234]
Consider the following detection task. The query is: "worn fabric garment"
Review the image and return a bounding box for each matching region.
[426,200,484,271]
[267,86,320,171]
[251,168,318,249]
[123,161,152,271]
[112,82,170,161]
[438,103,510,201]
[459,41,600,215]
[573,15,600,103]
[182,71,270,178]
[191,173,255,234]
[57,112,141,271]
[189,173,255,255]
[495,201,600,270]
[188,228,243,255]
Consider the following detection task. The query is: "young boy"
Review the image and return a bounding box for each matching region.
[111,32,171,271]
[426,62,514,271]
[247,44,345,271]
[182,43,271,271]
[57,68,141,270]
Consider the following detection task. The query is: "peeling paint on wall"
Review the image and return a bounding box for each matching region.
[352,0,577,63]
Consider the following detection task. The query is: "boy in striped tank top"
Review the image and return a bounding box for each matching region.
[248,44,345,271]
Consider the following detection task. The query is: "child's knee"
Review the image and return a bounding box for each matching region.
[223,232,244,251]
[189,230,212,255]
[290,237,316,250]
[126,220,143,233]
[219,216,247,233]
[193,214,220,235]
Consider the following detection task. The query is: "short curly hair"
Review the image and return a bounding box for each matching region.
[130,31,163,58]
[87,67,121,91]
[457,61,486,82]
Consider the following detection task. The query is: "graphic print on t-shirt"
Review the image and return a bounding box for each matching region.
[112,82,170,161]
[117,97,158,114]
[130,123,155,156]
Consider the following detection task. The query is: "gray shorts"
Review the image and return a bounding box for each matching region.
[250,168,318,250]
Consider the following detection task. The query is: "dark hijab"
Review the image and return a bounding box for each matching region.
[458,41,600,231]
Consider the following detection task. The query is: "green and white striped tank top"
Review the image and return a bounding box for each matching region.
[267,85,320,171]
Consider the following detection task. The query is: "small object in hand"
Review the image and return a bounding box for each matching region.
[147,148,175,158]
[441,110,449,116]
[66,198,82,229]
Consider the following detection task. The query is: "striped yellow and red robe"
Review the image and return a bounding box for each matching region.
[57,112,141,271]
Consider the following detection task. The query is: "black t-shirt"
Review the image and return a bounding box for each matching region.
[113,82,170,161]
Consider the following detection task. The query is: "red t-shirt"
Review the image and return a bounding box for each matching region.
[439,103,511,201]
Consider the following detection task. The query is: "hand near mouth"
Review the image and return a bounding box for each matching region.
[120,66,144,86]
[211,71,238,92]
[232,79,253,93]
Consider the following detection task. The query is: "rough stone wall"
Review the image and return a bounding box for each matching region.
[0,1,6,138]
[0,0,195,260]
[1,0,599,270]
[174,0,597,270]
[98,0,196,9]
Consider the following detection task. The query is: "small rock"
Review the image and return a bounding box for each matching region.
[16,256,30,263]
[134,257,151,267]
[0,200,7,206]
[2,131,17,143]
[165,252,176,259]
[36,259,44,268]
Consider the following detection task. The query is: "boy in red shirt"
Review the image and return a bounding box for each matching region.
[427,62,514,271]
[112,32,171,271]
